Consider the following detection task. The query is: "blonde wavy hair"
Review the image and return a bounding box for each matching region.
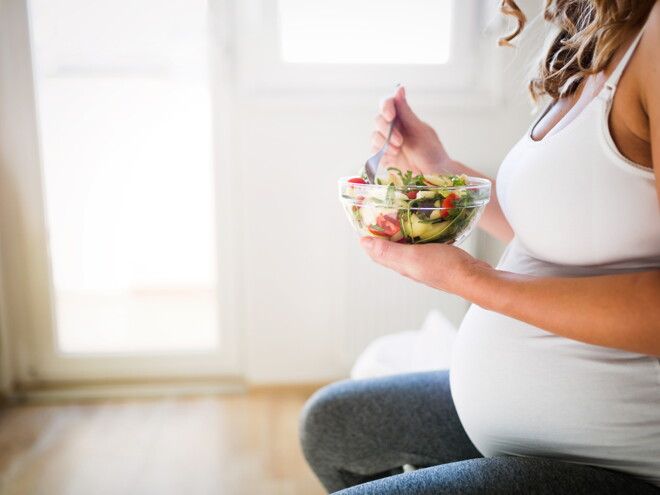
[500,0,655,102]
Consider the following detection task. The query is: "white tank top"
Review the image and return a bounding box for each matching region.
[450,24,660,487]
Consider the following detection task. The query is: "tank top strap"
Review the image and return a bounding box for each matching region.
[602,24,648,96]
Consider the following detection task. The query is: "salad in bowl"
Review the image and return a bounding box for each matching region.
[339,168,491,245]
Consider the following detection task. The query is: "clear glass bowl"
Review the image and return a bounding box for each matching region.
[338,176,491,245]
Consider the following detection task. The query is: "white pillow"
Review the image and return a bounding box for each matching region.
[350,309,458,380]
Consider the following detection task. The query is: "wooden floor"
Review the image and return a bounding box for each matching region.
[0,389,327,495]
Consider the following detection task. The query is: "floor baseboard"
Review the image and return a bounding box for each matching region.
[9,377,248,403]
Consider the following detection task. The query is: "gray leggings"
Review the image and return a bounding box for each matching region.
[299,371,660,494]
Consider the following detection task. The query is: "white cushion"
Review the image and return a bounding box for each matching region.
[350,309,458,380]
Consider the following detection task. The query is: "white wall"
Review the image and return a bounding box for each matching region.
[237,1,544,384]
[0,0,545,389]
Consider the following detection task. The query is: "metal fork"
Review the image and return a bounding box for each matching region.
[364,118,396,184]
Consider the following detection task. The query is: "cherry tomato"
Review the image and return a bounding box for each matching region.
[368,225,390,237]
[406,191,417,199]
[348,177,367,184]
[376,214,401,236]
[440,193,459,219]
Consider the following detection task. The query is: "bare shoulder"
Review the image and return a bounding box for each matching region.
[637,1,660,81]
[644,1,660,41]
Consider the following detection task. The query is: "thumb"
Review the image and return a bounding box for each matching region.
[360,237,408,272]
[393,86,421,127]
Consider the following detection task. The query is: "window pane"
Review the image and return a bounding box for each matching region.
[278,0,453,64]
[29,0,218,354]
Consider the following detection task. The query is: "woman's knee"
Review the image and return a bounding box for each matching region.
[299,379,357,457]
[299,371,452,460]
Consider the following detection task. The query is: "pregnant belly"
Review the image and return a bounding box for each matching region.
[450,304,660,478]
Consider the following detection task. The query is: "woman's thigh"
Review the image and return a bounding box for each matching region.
[332,456,660,495]
[299,370,482,492]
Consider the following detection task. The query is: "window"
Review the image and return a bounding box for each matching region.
[237,0,501,100]
[278,0,452,64]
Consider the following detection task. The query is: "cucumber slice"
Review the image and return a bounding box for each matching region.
[416,191,437,200]
[406,213,430,237]
[421,208,475,243]
[418,220,453,242]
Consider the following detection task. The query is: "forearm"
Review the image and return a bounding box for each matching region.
[448,160,514,243]
[462,266,660,356]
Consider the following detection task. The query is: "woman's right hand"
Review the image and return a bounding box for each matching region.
[372,86,453,176]
[374,86,515,243]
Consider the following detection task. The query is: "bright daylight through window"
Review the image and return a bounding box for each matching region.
[277,0,453,64]
[29,0,219,354]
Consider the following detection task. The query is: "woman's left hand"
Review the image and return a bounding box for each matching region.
[359,237,493,294]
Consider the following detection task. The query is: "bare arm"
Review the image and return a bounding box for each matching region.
[463,266,660,356]
[360,238,660,355]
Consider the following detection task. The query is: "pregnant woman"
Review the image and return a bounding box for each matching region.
[300,1,660,493]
